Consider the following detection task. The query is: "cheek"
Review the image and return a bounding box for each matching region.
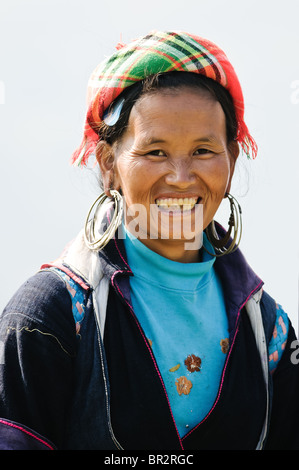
[114,156,154,202]
[203,158,232,197]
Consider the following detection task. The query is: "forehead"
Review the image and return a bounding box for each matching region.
[126,87,226,141]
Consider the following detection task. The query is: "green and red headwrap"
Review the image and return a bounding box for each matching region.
[71,30,257,167]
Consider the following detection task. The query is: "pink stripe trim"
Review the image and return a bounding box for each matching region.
[0,419,54,450]
[111,269,184,450]
[182,280,264,441]
[107,210,131,272]
[112,235,263,445]
[113,236,131,271]
[40,263,90,291]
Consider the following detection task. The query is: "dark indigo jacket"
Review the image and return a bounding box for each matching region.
[0,229,298,450]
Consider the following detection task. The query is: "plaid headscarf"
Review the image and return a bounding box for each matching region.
[72,30,257,167]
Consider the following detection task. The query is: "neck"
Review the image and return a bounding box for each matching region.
[131,236,203,263]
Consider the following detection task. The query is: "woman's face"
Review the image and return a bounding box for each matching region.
[98,87,239,262]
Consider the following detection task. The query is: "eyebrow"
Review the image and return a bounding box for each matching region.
[139,135,219,146]
[139,137,167,146]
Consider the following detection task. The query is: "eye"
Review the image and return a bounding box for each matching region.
[193,148,214,157]
[148,149,166,156]
[145,149,167,159]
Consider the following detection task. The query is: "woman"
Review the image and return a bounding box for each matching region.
[0,30,298,450]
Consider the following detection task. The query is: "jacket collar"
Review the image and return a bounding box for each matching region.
[99,223,263,335]
[213,227,263,333]
[51,222,263,337]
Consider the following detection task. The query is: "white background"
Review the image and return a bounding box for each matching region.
[0,0,298,332]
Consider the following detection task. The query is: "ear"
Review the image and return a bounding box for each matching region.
[226,141,239,194]
[95,141,117,196]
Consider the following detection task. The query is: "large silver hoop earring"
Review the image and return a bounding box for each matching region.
[84,189,123,251]
[204,193,242,257]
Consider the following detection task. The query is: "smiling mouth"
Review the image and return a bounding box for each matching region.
[155,197,201,212]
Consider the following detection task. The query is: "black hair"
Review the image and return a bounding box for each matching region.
[97,71,238,146]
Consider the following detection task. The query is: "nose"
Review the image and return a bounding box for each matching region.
[164,160,196,189]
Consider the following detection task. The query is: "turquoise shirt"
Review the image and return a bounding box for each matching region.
[123,226,229,437]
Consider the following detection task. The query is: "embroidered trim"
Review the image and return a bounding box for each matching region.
[268,303,289,374]
[6,325,75,358]
[40,262,90,291]
[46,267,87,335]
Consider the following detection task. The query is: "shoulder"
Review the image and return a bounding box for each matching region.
[259,290,289,338]
[268,301,289,374]
[260,290,280,337]
[259,290,290,373]
[1,270,75,335]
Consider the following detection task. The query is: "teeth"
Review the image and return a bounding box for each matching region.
[156,197,198,211]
